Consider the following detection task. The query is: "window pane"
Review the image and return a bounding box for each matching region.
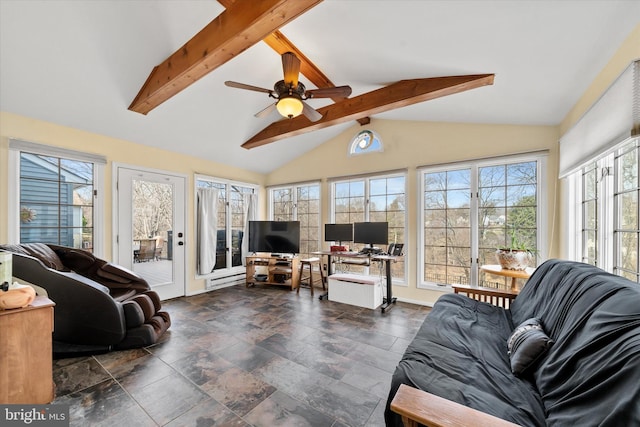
[424,191,446,209]
[19,152,94,250]
[507,162,537,185]
[483,162,537,263]
[423,159,540,288]
[424,169,471,285]
[618,147,638,192]
[479,165,505,187]
[617,192,637,230]
[297,184,321,257]
[617,231,638,274]
[332,175,406,281]
[614,139,639,281]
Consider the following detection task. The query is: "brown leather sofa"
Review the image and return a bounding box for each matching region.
[0,243,171,357]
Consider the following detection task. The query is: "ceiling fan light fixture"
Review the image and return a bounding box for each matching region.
[276,95,303,118]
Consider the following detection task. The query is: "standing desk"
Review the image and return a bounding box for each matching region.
[312,251,402,312]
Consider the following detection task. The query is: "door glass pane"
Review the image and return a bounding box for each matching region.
[230,187,245,268]
[132,179,173,286]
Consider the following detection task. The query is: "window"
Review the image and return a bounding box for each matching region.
[422,168,472,285]
[331,172,406,282]
[349,130,383,155]
[196,176,257,273]
[581,162,599,266]
[573,137,639,282]
[269,183,321,258]
[420,154,545,289]
[9,140,105,254]
[614,139,639,281]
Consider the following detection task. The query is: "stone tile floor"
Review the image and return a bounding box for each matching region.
[52,284,430,426]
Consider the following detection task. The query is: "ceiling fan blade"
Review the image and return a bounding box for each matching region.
[305,85,352,99]
[254,102,277,118]
[225,81,273,94]
[282,52,301,88]
[301,101,322,122]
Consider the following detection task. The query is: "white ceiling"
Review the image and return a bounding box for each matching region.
[1,0,638,174]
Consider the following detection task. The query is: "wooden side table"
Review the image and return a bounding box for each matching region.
[0,296,55,404]
[480,264,535,290]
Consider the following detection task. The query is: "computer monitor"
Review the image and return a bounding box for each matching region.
[324,223,353,243]
[353,222,388,251]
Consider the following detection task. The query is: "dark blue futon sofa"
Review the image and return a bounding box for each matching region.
[386,259,640,426]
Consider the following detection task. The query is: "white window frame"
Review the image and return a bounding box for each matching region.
[195,174,258,279]
[329,170,408,286]
[571,137,639,282]
[418,152,548,291]
[7,140,105,257]
[268,181,321,259]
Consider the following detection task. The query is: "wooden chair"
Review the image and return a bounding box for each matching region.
[153,236,164,260]
[136,239,156,262]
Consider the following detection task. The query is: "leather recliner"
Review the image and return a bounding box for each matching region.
[0,243,171,357]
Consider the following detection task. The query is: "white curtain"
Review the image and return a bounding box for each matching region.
[197,187,219,275]
[241,193,258,266]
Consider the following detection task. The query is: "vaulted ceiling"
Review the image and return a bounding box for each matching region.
[1,1,638,173]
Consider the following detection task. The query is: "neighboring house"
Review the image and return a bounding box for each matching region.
[19,153,92,248]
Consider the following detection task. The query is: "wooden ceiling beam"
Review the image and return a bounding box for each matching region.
[129,0,322,115]
[241,74,495,149]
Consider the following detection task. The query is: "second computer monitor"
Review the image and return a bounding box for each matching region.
[353,222,388,248]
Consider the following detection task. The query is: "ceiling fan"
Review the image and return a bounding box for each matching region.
[225,52,352,122]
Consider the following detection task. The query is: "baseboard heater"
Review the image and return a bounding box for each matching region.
[206,272,245,290]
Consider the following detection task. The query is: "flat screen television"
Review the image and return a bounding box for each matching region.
[248,221,300,255]
[353,222,389,250]
[324,223,353,243]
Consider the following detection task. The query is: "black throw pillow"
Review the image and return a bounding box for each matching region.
[507,317,553,376]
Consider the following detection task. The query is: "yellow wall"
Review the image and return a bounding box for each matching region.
[1,111,558,304]
[267,119,559,305]
[0,111,266,294]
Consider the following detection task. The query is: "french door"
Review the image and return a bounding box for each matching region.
[115,166,186,300]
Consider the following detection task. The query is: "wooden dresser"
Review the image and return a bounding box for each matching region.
[0,296,55,404]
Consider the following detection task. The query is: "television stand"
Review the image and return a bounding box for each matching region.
[246,254,300,290]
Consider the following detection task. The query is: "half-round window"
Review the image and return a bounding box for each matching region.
[349,130,383,155]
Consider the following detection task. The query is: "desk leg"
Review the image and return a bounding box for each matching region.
[380,259,396,312]
[511,277,518,291]
[318,254,331,300]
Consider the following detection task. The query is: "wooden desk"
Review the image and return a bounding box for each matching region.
[312,251,403,312]
[480,264,535,290]
[0,296,55,403]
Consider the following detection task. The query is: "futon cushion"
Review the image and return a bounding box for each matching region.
[510,259,640,426]
[386,294,547,427]
[507,318,553,376]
